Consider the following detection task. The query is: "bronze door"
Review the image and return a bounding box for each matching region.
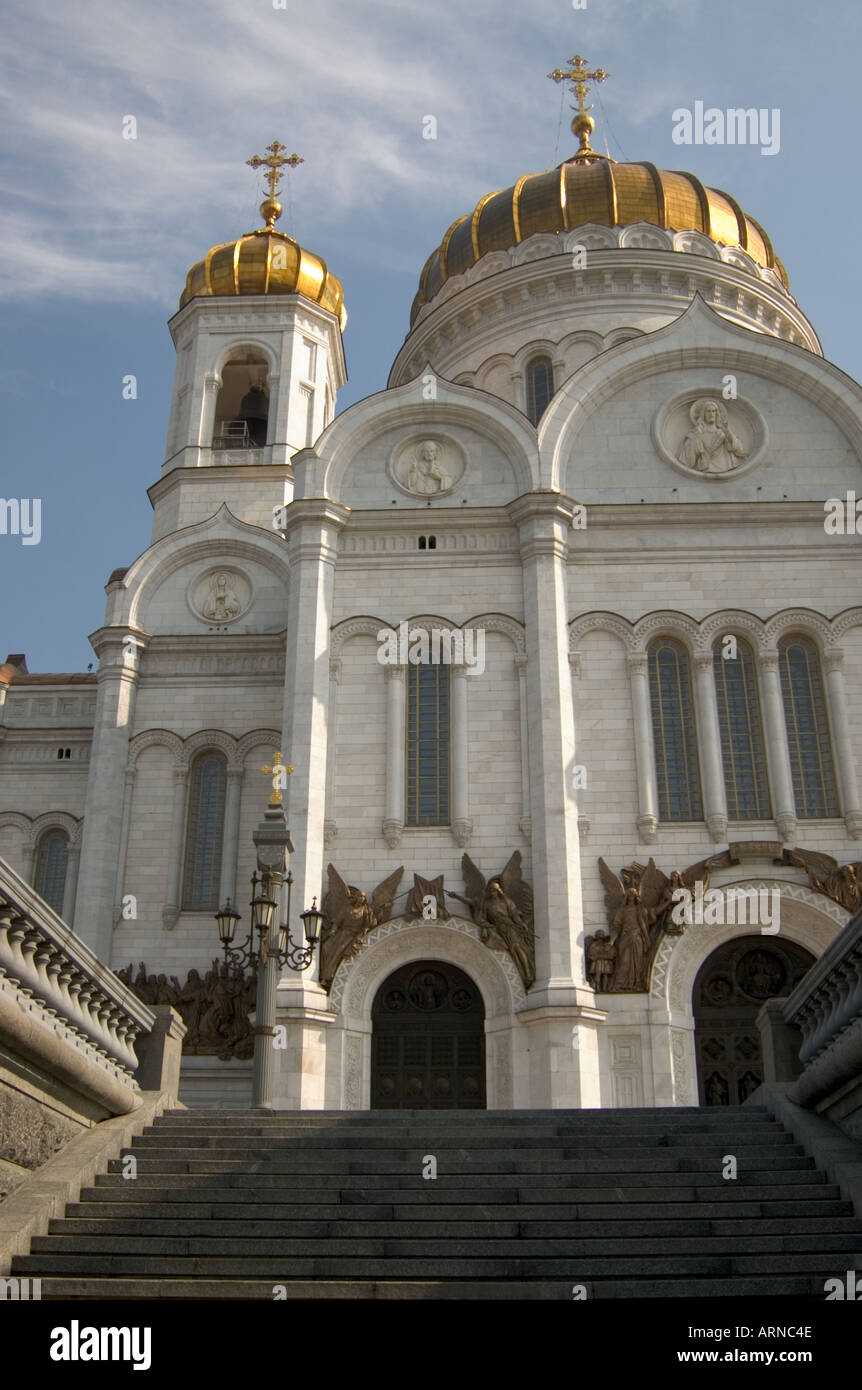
[693,935,815,1105]
[371,960,486,1109]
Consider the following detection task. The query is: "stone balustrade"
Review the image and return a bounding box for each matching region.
[0,856,154,1100]
[758,907,862,1136]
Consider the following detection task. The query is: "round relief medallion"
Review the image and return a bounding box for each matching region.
[189,567,252,625]
[652,391,767,482]
[407,968,448,1010]
[389,435,466,498]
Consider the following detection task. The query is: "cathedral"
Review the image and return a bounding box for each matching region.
[2,59,861,1113]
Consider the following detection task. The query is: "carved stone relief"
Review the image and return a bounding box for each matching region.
[189,567,252,624]
[389,435,466,498]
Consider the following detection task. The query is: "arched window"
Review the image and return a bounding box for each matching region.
[713,637,771,820]
[526,355,554,426]
[34,830,69,915]
[212,351,270,449]
[406,662,450,826]
[648,638,702,821]
[778,636,839,818]
[182,752,228,909]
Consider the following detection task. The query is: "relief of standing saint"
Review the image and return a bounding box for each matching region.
[407,439,452,495]
[677,399,748,474]
[203,571,241,621]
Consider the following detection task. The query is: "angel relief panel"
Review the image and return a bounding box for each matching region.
[318,854,536,995]
[446,852,536,989]
[320,864,404,992]
[588,856,721,994]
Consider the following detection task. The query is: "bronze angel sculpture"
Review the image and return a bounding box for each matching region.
[319,863,404,991]
[782,848,862,914]
[447,852,536,988]
[588,856,716,992]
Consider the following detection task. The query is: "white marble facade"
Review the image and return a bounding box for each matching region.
[2,203,861,1111]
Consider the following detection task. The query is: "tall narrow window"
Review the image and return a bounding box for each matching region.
[526,356,554,426]
[648,638,702,821]
[779,636,839,818]
[713,637,771,820]
[182,752,228,909]
[34,830,69,915]
[406,662,450,826]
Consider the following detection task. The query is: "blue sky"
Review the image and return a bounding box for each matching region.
[1,0,858,671]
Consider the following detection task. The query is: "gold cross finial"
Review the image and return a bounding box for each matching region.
[246,141,305,229]
[261,751,293,806]
[548,55,610,164]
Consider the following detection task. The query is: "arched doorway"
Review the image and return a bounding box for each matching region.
[693,935,816,1105]
[371,960,486,1109]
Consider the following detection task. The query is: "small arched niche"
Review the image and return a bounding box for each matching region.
[213,350,270,450]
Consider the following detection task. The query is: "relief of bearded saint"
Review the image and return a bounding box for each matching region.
[677,399,748,474]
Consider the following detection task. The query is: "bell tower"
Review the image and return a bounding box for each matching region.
[151,142,348,541]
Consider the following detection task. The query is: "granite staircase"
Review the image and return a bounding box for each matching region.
[14,1105,862,1299]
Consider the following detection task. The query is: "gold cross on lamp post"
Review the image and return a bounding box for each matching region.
[548,55,610,164]
[261,751,293,806]
[246,140,305,229]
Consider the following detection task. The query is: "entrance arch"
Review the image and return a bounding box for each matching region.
[693,935,816,1105]
[371,960,486,1109]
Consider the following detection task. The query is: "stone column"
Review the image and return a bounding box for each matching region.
[515,653,531,840]
[273,499,349,1109]
[74,628,148,962]
[112,765,136,929]
[628,652,659,844]
[450,664,472,848]
[199,373,219,449]
[19,840,35,885]
[218,767,244,909]
[383,663,405,849]
[694,652,729,842]
[162,767,189,930]
[61,843,81,926]
[757,649,796,842]
[323,657,341,848]
[506,493,604,1109]
[823,649,862,839]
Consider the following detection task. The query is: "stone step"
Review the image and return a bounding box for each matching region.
[88,1173,834,1195]
[14,1252,862,1278]
[20,1274,831,1300]
[46,1215,862,1240]
[106,1152,812,1175]
[63,1196,855,1221]
[159,1106,768,1119]
[28,1231,862,1258]
[135,1129,792,1149]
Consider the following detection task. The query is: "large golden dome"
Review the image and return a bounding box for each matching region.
[180,227,346,327]
[411,156,787,325]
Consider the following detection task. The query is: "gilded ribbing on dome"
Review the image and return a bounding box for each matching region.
[179,230,346,327]
[410,159,788,324]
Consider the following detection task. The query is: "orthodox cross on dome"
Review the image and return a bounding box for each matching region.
[547,55,610,164]
[261,751,294,806]
[246,141,305,229]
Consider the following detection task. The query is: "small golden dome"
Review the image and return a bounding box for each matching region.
[411,157,787,325]
[180,228,346,327]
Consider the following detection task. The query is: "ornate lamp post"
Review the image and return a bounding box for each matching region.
[214,753,324,1108]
